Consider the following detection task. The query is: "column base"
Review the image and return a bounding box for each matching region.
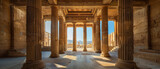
[8,49,25,57]
[72,49,77,52]
[50,54,59,58]
[101,52,110,57]
[59,51,65,54]
[115,59,138,69]
[22,60,45,69]
[83,49,87,52]
[95,50,101,53]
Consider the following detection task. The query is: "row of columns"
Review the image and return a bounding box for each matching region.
[23,0,136,68]
[93,6,110,57]
[50,6,67,57]
[93,2,137,68]
[72,22,88,52]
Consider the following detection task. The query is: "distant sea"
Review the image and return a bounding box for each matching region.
[67,40,92,44]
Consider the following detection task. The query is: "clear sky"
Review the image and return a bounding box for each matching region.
[45,21,114,41]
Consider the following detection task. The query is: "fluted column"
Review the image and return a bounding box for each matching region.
[101,6,110,57]
[92,23,95,51]
[64,23,67,51]
[59,17,64,54]
[114,19,118,46]
[22,0,44,69]
[115,0,137,68]
[95,17,101,53]
[73,22,77,51]
[83,23,87,51]
[42,19,45,47]
[50,6,59,58]
[10,5,15,51]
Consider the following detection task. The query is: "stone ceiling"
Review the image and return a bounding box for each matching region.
[13,0,147,22]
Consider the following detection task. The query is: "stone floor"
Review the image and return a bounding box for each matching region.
[0,48,160,69]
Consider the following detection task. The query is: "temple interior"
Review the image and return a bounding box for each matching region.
[0,0,160,69]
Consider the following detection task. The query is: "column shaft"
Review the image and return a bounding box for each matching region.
[50,6,59,58]
[92,23,95,51]
[114,19,118,46]
[41,19,45,47]
[115,0,137,68]
[101,6,110,57]
[64,23,67,51]
[83,23,87,51]
[95,18,101,53]
[59,17,64,54]
[10,5,14,50]
[73,23,77,51]
[22,0,44,68]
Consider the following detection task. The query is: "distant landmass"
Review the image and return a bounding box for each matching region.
[67,40,92,44]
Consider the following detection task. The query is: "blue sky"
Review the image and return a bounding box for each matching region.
[45,21,114,41]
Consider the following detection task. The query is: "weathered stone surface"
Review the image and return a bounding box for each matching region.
[13,6,26,50]
[0,0,11,57]
[115,0,137,68]
[101,6,110,57]
[22,0,44,69]
[59,17,65,54]
[95,17,101,53]
[133,7,149,50]
[149,0,160,50]
[50,6,59,58]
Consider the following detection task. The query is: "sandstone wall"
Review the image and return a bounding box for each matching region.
[14,6,26,50]
[0,1,26,57]
[0,0,11,57]
[133,7,148,51]
[149,0,160,50]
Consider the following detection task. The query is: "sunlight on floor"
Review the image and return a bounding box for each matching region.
[95,60,115,66]
[63,55,77,60]
[92,55,110,61]
[92,55,115,67]
[54,63,67,68]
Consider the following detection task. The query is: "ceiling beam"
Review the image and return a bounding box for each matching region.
[48,0,57,4]
[12,0,147,6]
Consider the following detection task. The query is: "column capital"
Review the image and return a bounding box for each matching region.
[50,5,58,8]
[72,22,77,26]
[72,22,77,23]
[59,16,63,18]
[102,5,109,8]
[95,16,101,19]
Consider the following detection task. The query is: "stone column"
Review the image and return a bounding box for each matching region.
[8,5,25,57]
[64,23,67,51]
[92,23,96,51]
[48,33,50,46]
[101,6,110,57]
[42,19,45,47]
[50,6,59,58]
[22,0,44,69]
[10,5,15,51]
[59,17,64,54]
[114,19,118,46]
[115,0,137,68]
[73,22,77,51]
[95,17,101,53]
[145,5,151,50]
[83,23,87,51]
